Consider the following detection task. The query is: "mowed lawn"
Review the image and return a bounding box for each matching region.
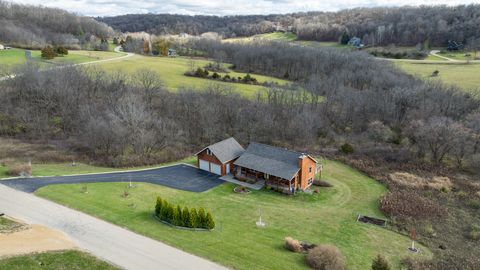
[0,250,118,270]
[0,48,123,71]
[0,156,197,179]
[396,62,480,94]
[97,54,288,98]
[36,159,431,270]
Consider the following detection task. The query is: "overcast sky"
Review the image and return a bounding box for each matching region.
[9,0,480,17]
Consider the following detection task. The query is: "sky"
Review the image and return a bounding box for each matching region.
[9,0,480,17]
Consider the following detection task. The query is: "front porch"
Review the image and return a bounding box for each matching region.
[219,174,265,190]
[233,166,296,194]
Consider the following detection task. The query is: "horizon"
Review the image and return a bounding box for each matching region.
[7,0,480,17]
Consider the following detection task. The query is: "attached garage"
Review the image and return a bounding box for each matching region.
[195,137,245,176]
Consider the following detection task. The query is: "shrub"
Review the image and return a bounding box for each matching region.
[175,205,183,226]
[339,143,354,154]
[206,212,215,230]
[313,180,332,187]
[182,207,190,227]
[305,245,346,270]
[7,163,32,176]
[197,207,207,228]
[284,237,303,252]
[41,46,57,59]
[172,206,181,226]
[160,201,169,220]
[189,208,198,228]
[380,191,446,219]
[56,46,68,55]
[155,197,163,216]
[372,255,391,270]
[212,72,220,79]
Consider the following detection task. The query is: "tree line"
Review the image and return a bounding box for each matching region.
[0,1,114,49]
[99,5,480,46]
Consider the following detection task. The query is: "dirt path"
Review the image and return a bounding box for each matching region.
[0,222,76,258]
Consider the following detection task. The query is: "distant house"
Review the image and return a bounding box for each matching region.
[196,138,321,194]
[348,37,364,48]
[447,40,464,51]
[0,44,4,50]
[168,48,177,57]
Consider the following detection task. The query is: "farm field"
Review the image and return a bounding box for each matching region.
[396,62,480,94]
[36,159,431,270]
[0,250,119,270]
[0,48,122,71]
[224,31,297,43]
[97,54,288,98]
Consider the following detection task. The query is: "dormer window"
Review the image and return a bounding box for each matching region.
[207,149,212,155]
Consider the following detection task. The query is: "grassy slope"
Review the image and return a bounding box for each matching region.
[0,250,119,270]
[0,217,21,232]
[396,62,480,94]
[225,32,297,43]
[97,54,288,98]
[0,48,121,70]
[0,156,197,179]
[36,159,431,270]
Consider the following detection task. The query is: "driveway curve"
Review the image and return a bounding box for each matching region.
[1,164,224,193]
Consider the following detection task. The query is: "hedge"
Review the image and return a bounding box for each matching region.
[154,197,215,230]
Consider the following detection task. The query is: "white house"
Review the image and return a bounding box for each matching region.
[0,44,5,50]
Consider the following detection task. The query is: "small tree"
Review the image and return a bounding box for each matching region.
[56,46,68,56]
[339,143,354,154]
[340,31,350,45]
[189,208,198,228]
[176,205,183,226]
[113,37,119,45]
[182,207,190,227]
[159,201,168,220]
[206,212,215,230]
[372,255,391,270]
[155,197,163,216]
[197,207,207,228]
[212,72,220,79]
[172,206,180,226]
[41,46,56,59]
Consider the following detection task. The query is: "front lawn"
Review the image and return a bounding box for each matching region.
[35,160,431,269]
[0,250,118,270]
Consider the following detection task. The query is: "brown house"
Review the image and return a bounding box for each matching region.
[196,138,321,194]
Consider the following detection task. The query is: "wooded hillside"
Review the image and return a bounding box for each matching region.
[0,1,113,49]
[99,5,480,46]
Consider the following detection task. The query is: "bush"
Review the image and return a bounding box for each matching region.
[372,255,391,270]
[41,46,57,59]
[284,237,303,252]
[339,143,354,154]
[313,180,332,187]
[206,212,215,230]
[197,207,207,228]
[155,197,163,216]
[305,245,346,270]
[212,72,220,79]
[172,206,180,226]
[7,163,32,177]
[56,46,68,55]
[182,207,190,227]
[189,208,198,228]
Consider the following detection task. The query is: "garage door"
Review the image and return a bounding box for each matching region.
[199,159,209,171]
[210,163,221,175]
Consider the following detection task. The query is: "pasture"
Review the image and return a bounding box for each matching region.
[396,62,480,95]
[36,159,431,270]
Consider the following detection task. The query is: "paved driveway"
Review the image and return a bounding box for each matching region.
[1,164,224,193]
[0,184,228,270]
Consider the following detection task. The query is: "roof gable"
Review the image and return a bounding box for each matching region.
[197,137,245,163]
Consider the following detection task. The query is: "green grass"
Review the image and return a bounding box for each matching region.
[0,217,22,232]
[0,250,118,270]
[225,32,297,43]
[0,48,123,71]
[98,55,288,98]
[0,156,197,179]
[36,159,431,270]
[396,62,480,94]
[438,51,478,61]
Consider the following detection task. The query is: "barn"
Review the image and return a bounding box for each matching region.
[196,137,245,176]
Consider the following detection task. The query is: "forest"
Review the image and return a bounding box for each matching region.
[0,1,113,49]
[99,5,480,46]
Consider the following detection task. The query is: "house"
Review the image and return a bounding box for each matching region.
[0,44,4,50]
[168,48,177,57]
[196,137,245,175]
[196,138,321,194]
[447,40,464,51]
[348,37,364,48]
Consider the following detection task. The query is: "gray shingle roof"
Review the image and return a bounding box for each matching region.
[200,137,245,163]
[233,142,302,180]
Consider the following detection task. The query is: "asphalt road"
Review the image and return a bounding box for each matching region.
[1,164,224,193]
[0,184,228,270]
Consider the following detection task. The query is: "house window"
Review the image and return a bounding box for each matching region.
[309,167,312,173]
[206,149,212,155]
[308,178,313,185]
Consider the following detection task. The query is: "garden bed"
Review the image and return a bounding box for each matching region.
[152,215,212,231]
[234,186,251,194]
[356,215,387,227]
